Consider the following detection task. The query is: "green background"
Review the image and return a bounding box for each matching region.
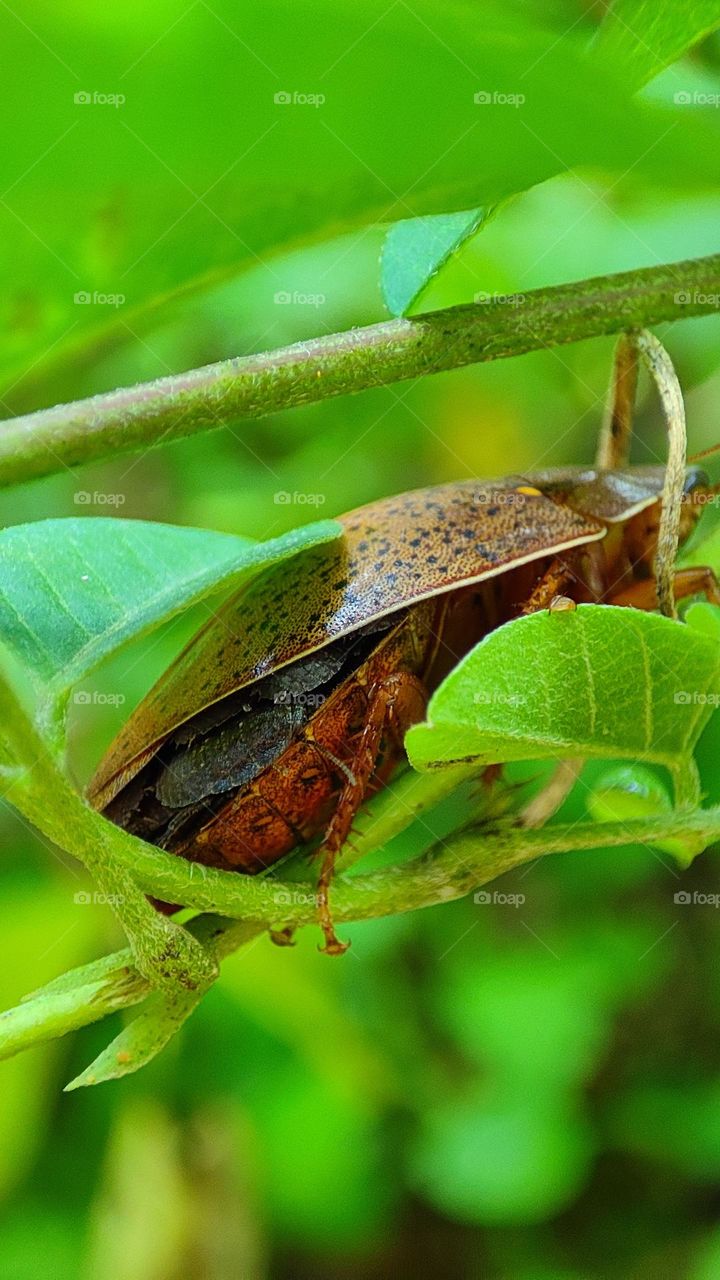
[3,1,720,1276]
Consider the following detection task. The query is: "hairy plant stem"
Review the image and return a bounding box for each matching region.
[3,803,720,1065]
[0,676,218,994]
[1,253,719,486]
[123,805,720,921]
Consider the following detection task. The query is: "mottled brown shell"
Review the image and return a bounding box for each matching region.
[88,468,666,808]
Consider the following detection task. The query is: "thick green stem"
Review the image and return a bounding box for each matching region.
[0,678,218,994]
[3,805,719,1065]
[0,918,260,1064]
[124,806,720,922]
[2,253,719,486]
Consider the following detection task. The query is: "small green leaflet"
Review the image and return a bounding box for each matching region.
[406,606,720,806]
[684,600,720,641]
[585,763,701,862]
[64,986,203,1090]
[381,207,494,317]
[0,517,340,702]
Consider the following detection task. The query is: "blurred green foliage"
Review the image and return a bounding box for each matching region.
[3,0,718,409]
[3,0,720,1277]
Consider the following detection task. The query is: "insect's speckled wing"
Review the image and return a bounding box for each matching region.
[89,477,610,805]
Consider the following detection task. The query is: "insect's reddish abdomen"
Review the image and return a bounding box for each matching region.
[105,598,443,873]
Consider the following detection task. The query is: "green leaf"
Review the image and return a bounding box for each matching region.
[406,606,720,806]
[0,918,259,1072]
[0,967,144,1065]
[595,0,720,86]
[65,986,202,1089]
[683,523,720,575]
[686,600,720,641]
[381,207,492,317]
[0,517,339,702]
[4,1,719,406]
[585,763,701,862]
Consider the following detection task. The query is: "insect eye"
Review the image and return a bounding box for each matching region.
[683,467,710,495]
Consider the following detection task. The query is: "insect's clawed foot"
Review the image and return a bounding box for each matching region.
[318,928,350,957]
[317,893,350,955]
[269,926,296,948]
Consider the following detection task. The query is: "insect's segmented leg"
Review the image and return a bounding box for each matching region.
[315,687,391,955]
[596,331,638,470]
[608,565,720,610]
[384,671,428,751]
[315,671,427,955]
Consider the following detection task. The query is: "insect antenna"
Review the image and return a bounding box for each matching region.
[688,442,720,466]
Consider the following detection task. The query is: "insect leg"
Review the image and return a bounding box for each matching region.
[596,331,638,469]
[521,557,575,614]
[315,671,427,956]
[608,566,720,609]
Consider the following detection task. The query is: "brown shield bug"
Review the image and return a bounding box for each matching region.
[87,460,720,954]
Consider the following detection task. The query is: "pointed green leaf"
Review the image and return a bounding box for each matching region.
[380,0,720,324]
[65,987,202,1089]
[381,207,492,317]
[0,970,144,1064]
[406,606,720,805]
[0,517,340,699]
[596,0,720,86]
